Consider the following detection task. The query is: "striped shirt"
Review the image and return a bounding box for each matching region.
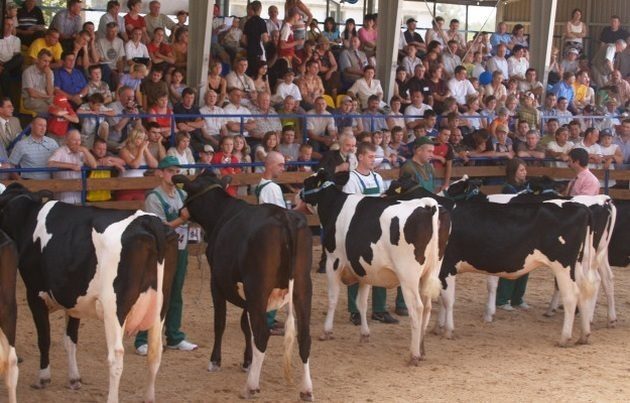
[9,135,59,179]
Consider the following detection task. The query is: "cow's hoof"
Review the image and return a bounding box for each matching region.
[408,355,423,366]
[300,391,314,401]
[240,387,260,399]
[318,331,334,341]
[207,362,221,372]
[556,339,572,348]
[431,326,443,336]
[543,310,556,318]
[359,334,370,343]
[483,314,493,323]
[444,329,454,340]
[575,335,590,345]
[608,319,617,328]
[31,378,51,389]
[68,378,82,390]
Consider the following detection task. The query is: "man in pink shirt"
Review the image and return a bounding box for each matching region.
[567,148,600,196]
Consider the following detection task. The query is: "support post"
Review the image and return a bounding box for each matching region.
[529,0,558,97]
[188,1,214,106]
[375,0,403,102]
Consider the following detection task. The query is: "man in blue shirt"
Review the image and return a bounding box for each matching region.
[54,51,88,107]
[490,22,511,56]
[550,71,576,112]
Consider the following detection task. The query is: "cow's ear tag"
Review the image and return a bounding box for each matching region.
[176,183,185,189]
[395,187,402,194]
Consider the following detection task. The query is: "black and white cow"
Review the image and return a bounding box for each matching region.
[0,183,178,403]
[387,177,599,346]
[301,170,447,365]
[0,230,18,403]
[172,172,314,401]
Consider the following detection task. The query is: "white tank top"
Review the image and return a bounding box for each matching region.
[568,22,583,43]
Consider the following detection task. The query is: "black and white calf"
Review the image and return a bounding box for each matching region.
[0,230,18,403]
[173,172,314,401]
[388,178,599,346]
[0,183,178,403]
[302,170,447,365]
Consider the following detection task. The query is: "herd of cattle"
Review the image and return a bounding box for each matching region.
[0,171,627,402]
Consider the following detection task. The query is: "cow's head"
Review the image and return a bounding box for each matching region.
[528,176,567,195]
[0,183,53,237]
[440,175,483,201]
[384,176,418,197]
[300,169,337,205]
[173,170,231,206]
[385,177,456,210]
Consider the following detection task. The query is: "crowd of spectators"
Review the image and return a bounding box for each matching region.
[0,0,628,201]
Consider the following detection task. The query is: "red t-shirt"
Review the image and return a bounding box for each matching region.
[149,106,173,129]
[432,142,454,170]
[124,14,146,37]
[47,98,77,137]
[147,42,172,58]
[211,152,242,196]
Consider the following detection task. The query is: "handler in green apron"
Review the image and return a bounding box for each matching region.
[342,142,402,325]
[135,156,198,355]
[399,136,436,193]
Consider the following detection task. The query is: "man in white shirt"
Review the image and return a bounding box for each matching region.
[266,5,282,35]
[342,142,401,325]
[199,89,227,146]
[572,127,603,168]
[224,87,256,137]
[306,96,337,154]
[404,89,432,131]
[486,43,509,79]
[273,68,301,104]
[256,151,286,208]
[0,17,23,97]
[442,40,462,78]
[225,56,257,106]
[447,65,478,107]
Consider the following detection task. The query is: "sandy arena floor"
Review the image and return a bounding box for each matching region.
[5,243,630,402]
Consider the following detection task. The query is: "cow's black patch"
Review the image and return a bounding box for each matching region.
[609,199,629,267]
[403,205,436,266]
[390,217,400,246]
[333,258,340,271]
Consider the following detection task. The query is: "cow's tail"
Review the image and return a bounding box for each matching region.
[578,215,598,299]
[424,200,442,300]
[282,211,297,383]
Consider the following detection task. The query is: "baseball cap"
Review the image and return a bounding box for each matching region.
[600,129,613,137]
[406,18,417,24]
[496,124,509,133]
[158,156,181,169]
[568,48,579,55]
[202,144,215,153]
[413,136,434,149]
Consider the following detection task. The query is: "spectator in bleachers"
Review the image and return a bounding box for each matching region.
[361,95,388,132]
[196,144,214,165]
[27,28,63,68]
[432,127,453,190]
[72,29,99,71]
[167,131,195,175]
[358,14,377,59]
[50,0,83,52]
[404,63,426,96]
[48,129,97,204]
[86,137,126,202]
[550,71,576,111]
[253,130,279,173]
[599,15,629,46]
[117,128,158,201]
[480,95,497,127]
[86,65,113,104]
[386,95,405,132]
[490,22,511,55]
[560,47,579,75]
[448,65,478,108]
[347,65,383,110]
[199,89,227,144]
[446,19,466,52]
[148,27,175,74]
[321,16,340,46]
[16,0,46,47]
[243,1,269,77]
[106,85,142,150]
[232,134,251,175]
[615,119,629,165]
[266,5,282,35]
[47,94,78,143]
[168,68,185,105]
[555,97,573,126]
[564,8,587,53]
[468,31,492,59]
[424,66,451,114]
[146,90,172,140]
[77,92,115,147]
[462,95,482,132]
[403,18,425,52]
[509,24,528,51]
[224,87,255,137]
[608,69,630,106]
[173,87,207,150]
[278,9,304,66]
[297,60,325,109]
[225,57,256,106]
[493,125,515,158]
[0,17,23,99]
[566,148,599,196]
[306,19,321,43]
[22,48,55,114]
[206,61,227,105]
[507,45,529,81]
[97,22,125,89]
[512,119,529,150]
[306,96,337,155]
[568,120,582,143]
[618,35,630,80]
[170,10,188,43]
[592,38,626,88]
[278,124,299,162]
[516,129,545,163]
[516,92,540,130]
[518,68,543,101]
[425,16,446,46]
[145,121,166,161]
[546,126,574,167]
[339,36,368,90]
[341,18,357,49]
[54,51,88,108]
[273,68,300,104]
[315,38,341,97]
[125,27,150,70]
[145,1,175,41]
[484,70,507,106]
[486,43,509,79]
[540,92,558,117]
[335,95,362,135]
[171,26,188,72]
[98,1,127,41]
[0,98,20,149]
[124,0,149,43]
[140,66,168,110]
[573,127,602,167]
[404,89,432,131]
[442,40,462,79]
[249,91,283,140]
[210,136,241,196]
[541,118,559,146]
[8,116,58,179]
[401,43,422,77]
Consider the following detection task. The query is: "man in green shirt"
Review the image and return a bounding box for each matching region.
[399,136,436,192]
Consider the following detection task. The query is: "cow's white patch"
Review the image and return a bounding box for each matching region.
[64,335,80,382]
[267,281,292,312]
[558,236,566,245]
[32,201,58,250]
[0,326,10,374]
[38,291,62,312]
[571,195,610,207]
[543,199,575,208]
[236,282,245,300]
[487,194,516,204]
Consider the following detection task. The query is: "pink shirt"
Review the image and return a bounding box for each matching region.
[358,28,377,45]
[568,169,600,196]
